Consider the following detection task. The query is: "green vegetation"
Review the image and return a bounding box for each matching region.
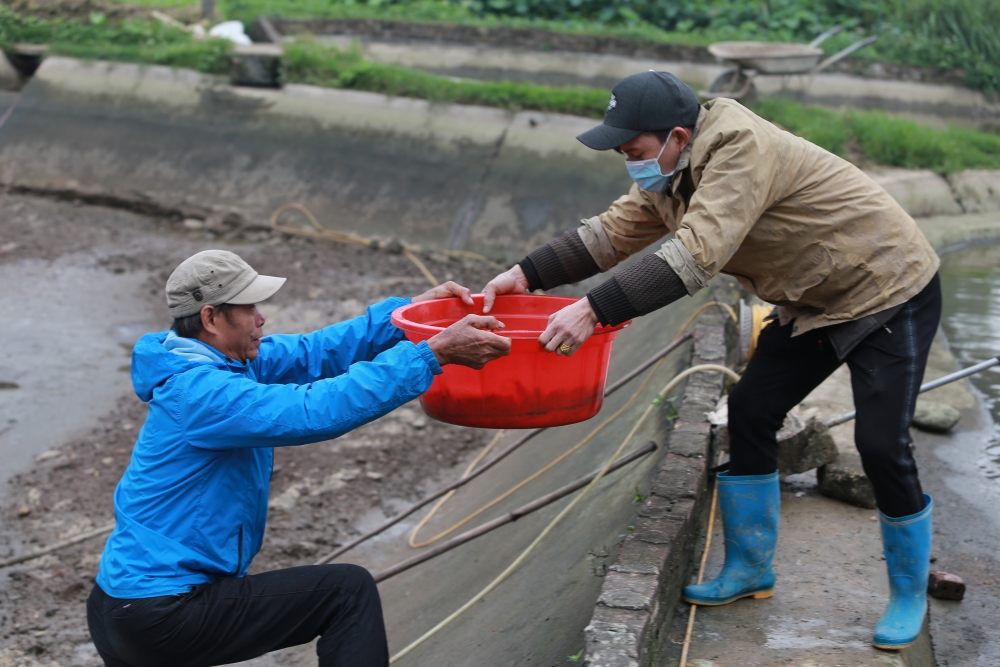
[755,98,1000,173]
[217,0,1000,96]
[0,5,231,73]
[284,40,608,115]
[1,6,999,174]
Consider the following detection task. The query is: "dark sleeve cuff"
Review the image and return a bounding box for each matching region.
[519,230,601,292]
[586,255,688,326]
[587,279,637,327]
[518,256,543,293]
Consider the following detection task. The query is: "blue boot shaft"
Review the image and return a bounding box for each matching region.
[683,471,780,606]
[874,495,932,650]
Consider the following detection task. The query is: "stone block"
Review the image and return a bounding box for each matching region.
[649,456,704,500]
[928,570,966,601]
[230,44,283,87]
[866,167,963,218]
[663,430,709,459]
[912,398,961,433]
[817,450,877,509]
[597,570,659,611]
[776,417,839,475]
[609,535,664,576]
[947,169,1000,213]
[584,618,640,667]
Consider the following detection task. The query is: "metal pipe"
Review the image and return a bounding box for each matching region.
[825,356,1000,428]
[373,441,657,583]
[314,333,693,565]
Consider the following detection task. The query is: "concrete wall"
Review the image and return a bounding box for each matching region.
[0,57,632,265]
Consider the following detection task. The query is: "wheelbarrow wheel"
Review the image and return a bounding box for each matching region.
[708,70,757,105]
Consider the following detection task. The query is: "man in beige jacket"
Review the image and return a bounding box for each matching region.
[482,71,940,651]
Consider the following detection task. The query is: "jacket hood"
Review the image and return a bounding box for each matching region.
[131,332,227,402]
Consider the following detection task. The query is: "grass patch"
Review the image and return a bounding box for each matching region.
[2,6,998,174]
[216,0,1000,96]
[753,97,1000,173]
[0,4,232,74]
[284,40,609,116]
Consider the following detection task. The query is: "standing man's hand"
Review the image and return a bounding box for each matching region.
[428,315,512,369]
[482,265,530,314]
[411,281,475,306]
[539,298,599,356]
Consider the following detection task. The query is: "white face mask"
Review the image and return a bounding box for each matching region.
[624,130,676,192]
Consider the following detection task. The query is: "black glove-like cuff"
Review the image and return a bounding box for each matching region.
[586,255,688,326]
[518,229,601,292]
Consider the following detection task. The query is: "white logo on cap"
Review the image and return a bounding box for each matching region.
[607,94,617,112]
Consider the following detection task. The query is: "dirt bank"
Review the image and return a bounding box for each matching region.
[0,191,512,666]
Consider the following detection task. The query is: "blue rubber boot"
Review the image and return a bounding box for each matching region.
[873,495,933,650]
[683,471,779,606]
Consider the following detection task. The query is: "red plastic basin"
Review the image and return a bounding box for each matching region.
[391,294,629,428]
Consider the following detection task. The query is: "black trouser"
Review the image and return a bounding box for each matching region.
[87,564,389,667]
[727,275,942,518]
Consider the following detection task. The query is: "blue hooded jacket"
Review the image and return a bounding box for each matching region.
[96,297,440,599]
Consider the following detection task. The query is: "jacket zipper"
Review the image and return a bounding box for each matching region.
[236,525,243,575]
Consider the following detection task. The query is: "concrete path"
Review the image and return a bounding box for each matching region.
[661,317,997,666]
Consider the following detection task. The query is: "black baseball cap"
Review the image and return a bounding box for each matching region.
[577,71,701,151]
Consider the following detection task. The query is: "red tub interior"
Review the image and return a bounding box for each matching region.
[391,294,629,428]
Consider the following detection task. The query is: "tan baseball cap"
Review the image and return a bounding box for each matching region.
[166,250,286,318]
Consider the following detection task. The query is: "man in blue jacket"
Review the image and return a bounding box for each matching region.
[86,249,511,667]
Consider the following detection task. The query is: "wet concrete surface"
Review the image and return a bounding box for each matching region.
[661,256,1000,666]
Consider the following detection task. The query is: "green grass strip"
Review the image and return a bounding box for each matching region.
[283,40,608,116]
[2,4,998,174]
[754,98,1000,173]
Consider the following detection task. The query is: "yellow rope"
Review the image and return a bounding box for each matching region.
[407,429,506,548]
[679,450,725,667]
[408,356,666,548]
[269,202,505,288]
[406,299,741,551]
[390,364,742,664]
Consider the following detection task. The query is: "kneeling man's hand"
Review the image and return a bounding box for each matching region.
[429,315,512,370]
[412,281,475,306]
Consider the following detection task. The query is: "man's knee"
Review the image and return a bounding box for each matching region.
[728,382,781,432]
[317,564,378,599]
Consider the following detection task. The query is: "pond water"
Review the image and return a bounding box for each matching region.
[938,243,1000,482]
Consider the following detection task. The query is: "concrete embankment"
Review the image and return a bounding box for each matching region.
[0,57,632,265]
[262,17,1000,131]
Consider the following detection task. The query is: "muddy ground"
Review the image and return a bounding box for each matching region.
[0,191,524,666]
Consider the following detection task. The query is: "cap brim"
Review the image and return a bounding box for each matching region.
[226,274,286,305]
[576,123,643,151]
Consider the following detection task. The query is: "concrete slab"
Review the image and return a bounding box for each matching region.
[662,485,930,667]
[865,167,963,218]
[948,169,1000,214]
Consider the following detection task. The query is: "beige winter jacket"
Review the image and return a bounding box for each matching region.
[577,98,939,336]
